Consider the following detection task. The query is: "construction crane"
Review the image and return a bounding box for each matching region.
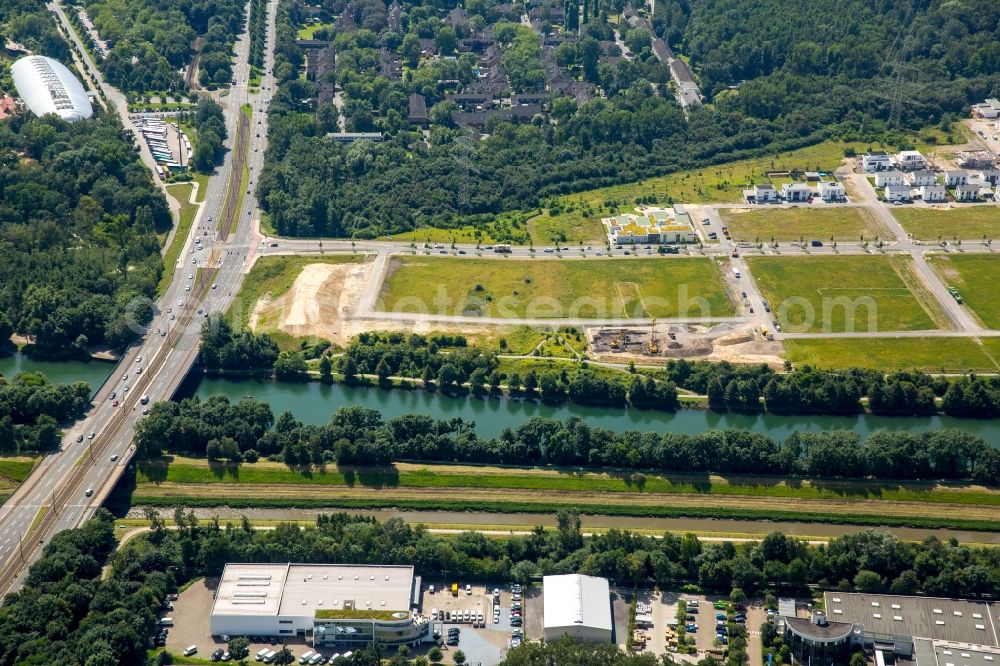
[647,317,658,354]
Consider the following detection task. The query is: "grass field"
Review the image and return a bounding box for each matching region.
[0,457,36,501]
[892,206,1000,241]
[378,257,735,319]
[158,184,200,294]
[927,254,1000,329]
[721,207,890,242]
[297,21,333,38]
[526,140,865,244]
[747,255,947,332]
[131,458,1000,531]
[784,337,1000,372]
[229,254,367,330]
[387,225,501,244]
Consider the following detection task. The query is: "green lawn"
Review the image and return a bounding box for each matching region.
[387,226,500,244]
[747,255,946,332]
[892,206,1000,241]
[229,254,367,330]
[378,257,735,319]
[297,21,333,38]
[158,183,200,294]
[784,337,1000,372]
[927,254,1000,329]
[526,140,866,244]
[721,206,890,242]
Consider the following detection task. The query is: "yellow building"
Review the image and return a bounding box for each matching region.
[603,207,697,245]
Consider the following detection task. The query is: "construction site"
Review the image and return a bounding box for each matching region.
[587,321,783,367]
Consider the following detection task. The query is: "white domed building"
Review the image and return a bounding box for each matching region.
[11,55,93,122]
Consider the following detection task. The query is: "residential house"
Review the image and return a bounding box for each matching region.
[955,183,979,201]
[817,181,846,201]
[328,132,383,143]
[957,150,996,170]
[894,150,925,171]
[971,98,1000,119]
[379,48,402,80]
[446,93,493,110]
[944,170,968,187]
[874,170,904,187]
[651,39,673,63]
[451,105,542,128]
[751,183,777,203]
[446,7,469,29]
[861,152,892,172]
[977,169,1000,187]
[804,172,821,181]
[919,185,946,202]
[407,93,428,129]
[781,182,811,202]
[884,184,911,203]
[905,169,937,187]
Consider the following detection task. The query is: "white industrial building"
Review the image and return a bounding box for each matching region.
[543,574,613,643]
[11,55,93,122]
[210,563,432,650]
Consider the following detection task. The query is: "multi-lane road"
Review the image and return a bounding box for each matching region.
[0,0,279,595]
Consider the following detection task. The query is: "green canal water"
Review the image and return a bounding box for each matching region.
[5,353,1000,444]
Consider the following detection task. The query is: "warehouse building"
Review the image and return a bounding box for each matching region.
[11,55,93,122]
[543,574,613,642]
[210,563,433,650]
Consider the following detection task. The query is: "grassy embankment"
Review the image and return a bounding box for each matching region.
[720,207,890,242]
[131,457,1000,531]
[379,256,735,319]
[158,183,201,294]
[526,140,867,244]
[748,255,949,333]
[892,206,1000,241]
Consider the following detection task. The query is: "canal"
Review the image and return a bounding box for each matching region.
[5,353,1000,444]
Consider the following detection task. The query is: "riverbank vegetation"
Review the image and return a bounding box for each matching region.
[134,399,1000,485]
[0,373,91,453]
[1,511,996,666]
[0,113,169,358]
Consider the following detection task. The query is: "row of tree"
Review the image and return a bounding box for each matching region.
[134,398,1000,484]
[1,510,996,665]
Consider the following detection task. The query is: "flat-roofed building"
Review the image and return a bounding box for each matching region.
[783,609,863,666]
[603,207,697,245]
[543,574,613,642]
[824,593,1000,649]
[211,563,432,650]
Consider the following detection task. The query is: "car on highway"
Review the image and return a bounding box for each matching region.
[188,273,193,280]
[122,373,128,381]
[77,434,84,442]
[160,330,166,336]
[136,367,142,374]
[112,400,119,407]
[212,283,218,289]
[88,432,95,439]
[123,385,129,392]
[170,314,175,320]
[178,299,184,306]
[136,356,142,363]
[110,455,118,462]
[85,488,93,497]
[110,392,116,400]
[142,407,150,415]
[185,285,190,291]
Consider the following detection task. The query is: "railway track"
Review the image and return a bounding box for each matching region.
[217,110,250,242]
[0,269,218,593]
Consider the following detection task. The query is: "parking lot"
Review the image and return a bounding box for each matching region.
[420,581,521,664]
[164,578,312,661]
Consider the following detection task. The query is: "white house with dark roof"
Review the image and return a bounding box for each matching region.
[920,185,946,202]
[875,170,905,187]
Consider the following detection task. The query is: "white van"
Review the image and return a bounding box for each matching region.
[299,651,315,664]
[309,655,324,665]
[262,651,277,663]
[256,648,270,661]
[183,645,198,656]
[732,268,741,279]
[158,617,173,626]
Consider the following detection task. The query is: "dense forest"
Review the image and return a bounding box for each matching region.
[0,511,996,665]
[0,372,91,453]
[0,0,70,63]
[256,0,1000,239]
[75,0,246,92]
[0,112,169,357]
[134,398,1000,484]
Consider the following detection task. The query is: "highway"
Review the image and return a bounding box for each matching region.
[0,0,279,595]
